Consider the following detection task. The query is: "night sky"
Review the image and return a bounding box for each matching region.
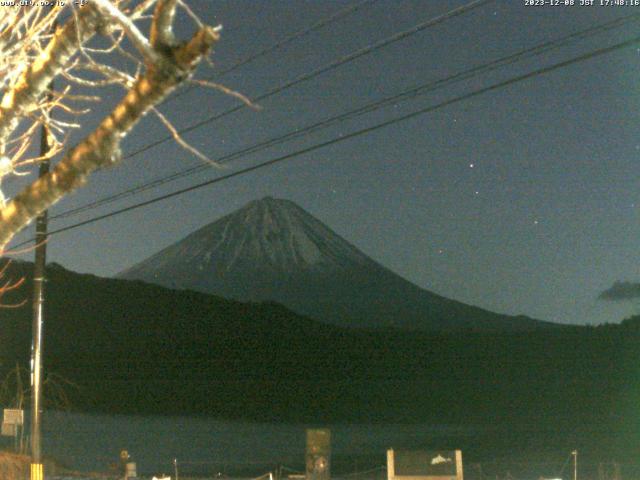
[6,0,640,326]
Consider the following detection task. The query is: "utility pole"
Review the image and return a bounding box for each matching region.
[30,89,52,480]
[572,450,578,480]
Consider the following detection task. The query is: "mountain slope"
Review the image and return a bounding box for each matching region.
[119,197,551,331]
[0,261,635,433]
[1,256,638,470]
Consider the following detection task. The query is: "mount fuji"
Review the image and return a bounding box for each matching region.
[119,197,551,330]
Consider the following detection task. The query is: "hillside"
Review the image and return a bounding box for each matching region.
[0,261,636,443]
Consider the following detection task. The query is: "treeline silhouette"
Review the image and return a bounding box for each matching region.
[0,261,637,459]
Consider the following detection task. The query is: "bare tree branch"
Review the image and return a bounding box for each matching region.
[0,5,102,152]
[152,106,220,166]
[151,0,179,48]
[91,0,160,64]
[0,5,221,249]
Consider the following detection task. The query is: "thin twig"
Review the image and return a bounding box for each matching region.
[151,106,222,167]
[189,78,261,110]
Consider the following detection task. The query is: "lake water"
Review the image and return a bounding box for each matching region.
[19,411,472,477]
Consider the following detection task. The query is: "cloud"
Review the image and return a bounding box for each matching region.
[598,281,640,301]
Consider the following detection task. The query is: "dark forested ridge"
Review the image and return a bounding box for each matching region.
[0,261,638,458]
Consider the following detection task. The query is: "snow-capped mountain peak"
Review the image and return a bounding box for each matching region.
[121,196,371,279]
[119,197,550,331]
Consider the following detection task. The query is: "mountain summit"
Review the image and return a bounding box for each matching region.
[119,197,550,330]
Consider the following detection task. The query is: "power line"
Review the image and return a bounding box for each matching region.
[168,0,379,104]
[51,0,494,219]
[221,0,379,78]
[124,0,494,159]
[12,33,640,249]
[50,11,640,221]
